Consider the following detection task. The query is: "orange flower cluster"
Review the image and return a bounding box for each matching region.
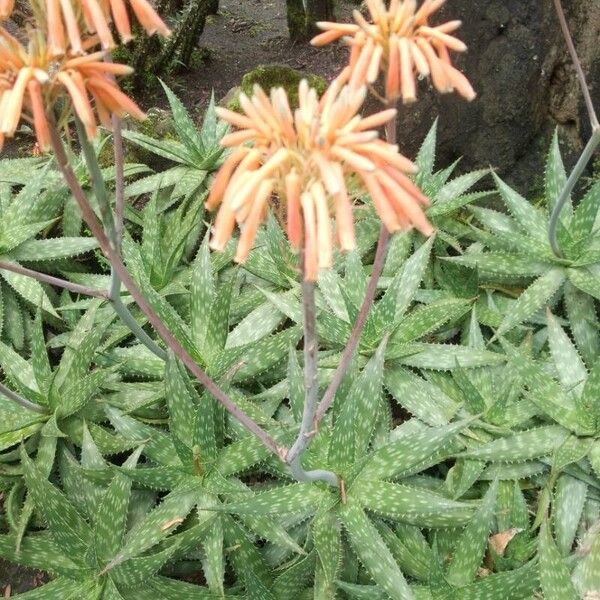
[0,0,169,50]
[0,28,145,151]
[207,73,432,281]
[312,0,475,103]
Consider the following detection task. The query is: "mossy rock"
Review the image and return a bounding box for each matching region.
[99,108,177,170]
[226,64,328,111]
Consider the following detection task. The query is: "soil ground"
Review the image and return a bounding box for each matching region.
[152,0,354,115]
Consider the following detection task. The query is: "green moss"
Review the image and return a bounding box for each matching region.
[227,64,327,112]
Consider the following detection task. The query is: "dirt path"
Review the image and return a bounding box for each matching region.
[166,0,353,114]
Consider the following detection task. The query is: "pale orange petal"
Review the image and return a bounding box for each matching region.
[210,200,236,252]
[300,191,318,281]
[352,108,397,132]
[86,75,146,120]
[399,37,416,104]
[285,170,303,250]
[46,0,66,56]
[332,163,355,252]
[331,146,377,172]
[416,38,452,93]
[377,170,433,235]
[82,0,115,49]
[60,0,84,54]
[206,147,250,210]
[419,25,467,52]
[129,0,171,36]
[235,179,273,263]
[311,29,346,47]
[27,80,51,151]
[1,67,32,136]
[215,106,256,130]
[362,172,401,233]
[311,181,333,269]
[355,141,417,173]
[385,34,400,100]
[220,129,259,147]
[110,0,133,42]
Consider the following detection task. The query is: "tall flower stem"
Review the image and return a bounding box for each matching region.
[48,124,284,459]
[549,0,600,257]
[0,381,47,414]
[313,114,395,427]
[286,272,338,487]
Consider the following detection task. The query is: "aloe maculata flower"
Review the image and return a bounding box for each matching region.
[0,0,170,50]
[0,27,145,151]
[207,72,432,281]
[311,0,475,104]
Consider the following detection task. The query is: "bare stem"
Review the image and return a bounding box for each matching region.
[313,116,396,427]
[553,0,599,131]
[287,275,338,487]
[549,0,600,257]
[112,116,125,251]
[0,261,108,299]
[48,124,284,458]
[0,381,47,414]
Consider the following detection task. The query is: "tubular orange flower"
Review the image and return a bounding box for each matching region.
[0,27,144,152]
[32,0,170,54]
[207,74,433,281]
[311,0,475,103]
[0,0,14,20]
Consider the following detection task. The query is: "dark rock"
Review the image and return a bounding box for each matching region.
[391,0,600,195]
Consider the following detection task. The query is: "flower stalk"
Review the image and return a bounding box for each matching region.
[286,266,339,487]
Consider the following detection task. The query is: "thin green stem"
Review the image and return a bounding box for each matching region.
[109,271,168,360]
[0,261,108,299]
[549,130,600,257]
[75,116,166,360]
[287,276,338,487]
[0,381,46,414]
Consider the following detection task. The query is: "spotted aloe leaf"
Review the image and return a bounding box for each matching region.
[545,130,570,219]
[223,483,329,516]
[460,425,569,462]
[20,446,93,565]
[313,510,342,599]
[376,521,431,581]
[352,480,474,527]
[495,268,565,338]
[387,342,506,369]
[572,524,600,596]
[358,419,469,481]
[546,309,587,397]
[563,281,600,369]
[446,480,498,586]
[553,474,587,557]
[384,366,460,426]
[328,337,387,473]
[493,173,547,241]
[340,500,414,600]
[539,520,578,600]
